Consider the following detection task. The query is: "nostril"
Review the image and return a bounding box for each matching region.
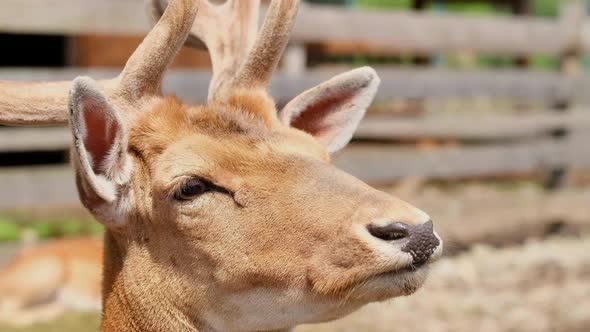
[367,222,410,241]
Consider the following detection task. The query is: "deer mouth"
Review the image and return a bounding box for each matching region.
[373,240,442,280]
[349,263,431,300]
[401,262,427,273]
[380,260,431,277]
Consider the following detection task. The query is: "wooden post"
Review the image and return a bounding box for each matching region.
[511,0,531,67]
[283,44,307,77]
[510,0,531,15]
[64,37,79,66]
[545,0,585,189]
[411,0,431,65]
[413,0,429,10]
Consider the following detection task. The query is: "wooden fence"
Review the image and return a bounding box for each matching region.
[0,0,588,55]
[1,1,590,209]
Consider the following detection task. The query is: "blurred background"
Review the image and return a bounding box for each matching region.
[1,0,589,331]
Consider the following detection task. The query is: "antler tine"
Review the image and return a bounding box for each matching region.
[118,0,200,102]
[152,0,260,101]
[152,0,299,101]
[232,0,299,93]
[0,0,199,126]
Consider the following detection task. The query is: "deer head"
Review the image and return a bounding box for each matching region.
[0,0,442,331]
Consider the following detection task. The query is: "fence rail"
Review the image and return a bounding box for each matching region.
[0,166,77,209]
[0,127,70,152]
[2,112,590,153]
[337,134,590,183]
[0,1,587,56]
[356,112,590,140]
[0,68,579,104]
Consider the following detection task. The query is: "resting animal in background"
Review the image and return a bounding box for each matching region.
[0,0,443,331]
[0,237,103,326]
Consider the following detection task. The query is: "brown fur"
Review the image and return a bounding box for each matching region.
[89,90,438,331]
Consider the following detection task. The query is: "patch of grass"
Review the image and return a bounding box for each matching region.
[355,0,411,9]
[0,214,103,243]
[0,313,100,332]
[444,2,499,15]
[532,0,559,17]
[0,219,21,241]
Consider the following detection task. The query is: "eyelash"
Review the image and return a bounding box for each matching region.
[173,178,210,201]
[172,177,230,201]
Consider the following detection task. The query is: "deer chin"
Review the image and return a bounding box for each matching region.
[353,243,444,302]
[368,264,430,297]
[204,266,430,332]
[327,265,430,309]
[204,288,360,332]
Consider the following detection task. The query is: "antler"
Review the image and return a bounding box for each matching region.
[152,0,299,101]
[0,0,199,126]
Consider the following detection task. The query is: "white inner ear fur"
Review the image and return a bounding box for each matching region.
[280,67,380,154]
[69,76,132,205]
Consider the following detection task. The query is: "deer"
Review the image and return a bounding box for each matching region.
[0,237,103,326]
[0,0,443,331]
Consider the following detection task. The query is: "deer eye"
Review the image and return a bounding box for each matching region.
[175,178,209,201]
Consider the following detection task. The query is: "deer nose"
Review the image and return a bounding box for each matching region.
[367,220,441,265]
[402,220,440,266]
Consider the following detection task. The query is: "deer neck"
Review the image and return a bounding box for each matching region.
[99,231,296,332]
[100,231,206,332]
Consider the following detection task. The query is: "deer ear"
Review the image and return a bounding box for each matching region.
[69,77,132,227]
[280,67,380,154]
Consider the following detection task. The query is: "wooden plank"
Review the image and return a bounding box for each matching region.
[0,166,78,210]
[294,5,572,56]
[0,1,579,56]
[272,69,572,104]
[356,112,590,141]
[568,131,590,165]
[581,20,590,55]
[0,0,150,36]
[0,127,70,152]
[334,136,590,183]
[0,68,573,104]
[2,113,589,152]
[545,2,586,189]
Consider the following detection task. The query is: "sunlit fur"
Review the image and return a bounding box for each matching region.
[94,91,438,332]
